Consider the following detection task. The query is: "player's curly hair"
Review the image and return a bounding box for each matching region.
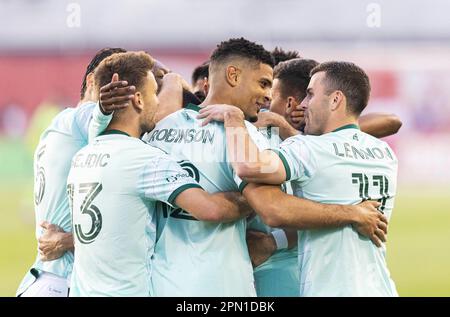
[210,37,274,68]
[80,47,127,100]
[271,47,301,66]
[274,58,318,100]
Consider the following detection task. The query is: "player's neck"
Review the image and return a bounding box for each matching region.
[105,122,140,138]
[324,117,359,134]
[199,88,233,108]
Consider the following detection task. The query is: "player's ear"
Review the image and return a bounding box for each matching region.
[285,96,299,114]
[226,65,241,87]
[86,72,95,88]
[330,90,344,111]
[203,77,209,96]
[132,92,144,112]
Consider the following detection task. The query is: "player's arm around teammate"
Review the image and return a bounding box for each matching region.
[255,106,402,140]
[175,189,253,223]
[197,104,388,247]
[358,112,402,138]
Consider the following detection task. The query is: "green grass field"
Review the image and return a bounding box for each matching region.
[1,134,449,296]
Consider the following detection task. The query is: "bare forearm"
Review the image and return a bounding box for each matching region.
[176,188,250,223]
[244,184,357,229]
[208,191,253,222]
[359,112,402,138]
[224,111,261,169]
[224,112,278,182]
[275,117,300,140]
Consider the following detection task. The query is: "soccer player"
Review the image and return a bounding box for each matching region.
[90,38,387,297]
[16,48,129,297]
[248,57,401,297]
[19,47,190,297]
[198,61,398,296]
[68,51,251,297]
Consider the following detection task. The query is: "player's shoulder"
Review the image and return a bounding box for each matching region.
[173,103,202,121]
[109,136,171,168]
[128,138,169,160]
[281,132,312,146]
[153,104,204,129]
[74,101,96,116]
[44,106,77,133]
[360,131,398,161]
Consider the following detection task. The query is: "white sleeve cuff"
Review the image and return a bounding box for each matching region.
[271,229,288,250]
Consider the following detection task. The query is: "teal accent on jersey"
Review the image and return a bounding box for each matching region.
[68,133,201,297]
[167,183,203,206]
[277,126,398,296]
[269,149,291,181]
[185,103,202,112]
[99,129,130,137]
[143,104,270,296]
[332,123,360,132]
[253,249,299,297]
[238,181,248,193]
[16,102,107,296]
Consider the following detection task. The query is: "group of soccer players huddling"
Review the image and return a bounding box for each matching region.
[17,37,402,297]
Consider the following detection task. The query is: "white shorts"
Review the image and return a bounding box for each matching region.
[20,272,69,297]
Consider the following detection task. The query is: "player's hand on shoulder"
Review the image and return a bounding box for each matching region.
[254,111,284,128]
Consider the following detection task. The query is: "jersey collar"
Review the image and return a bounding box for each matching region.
[332,124,360,133]
[185,103,202,112]
[99,129,130,137]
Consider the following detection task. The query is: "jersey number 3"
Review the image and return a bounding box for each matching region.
[67,182,103,244]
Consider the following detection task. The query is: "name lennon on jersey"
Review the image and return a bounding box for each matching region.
[333,142,394,160]
[148,128,215,144]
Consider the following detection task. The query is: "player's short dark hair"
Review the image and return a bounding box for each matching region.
[209,37,274,71]
[271,47,301,66]
[191,61,210,85]
[274,58,319,101]
[94,51,155,93]
[80,47,127,99]
[310,61,371,116]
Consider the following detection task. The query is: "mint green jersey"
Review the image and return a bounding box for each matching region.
[143,104,269,297]
[275,124,398,297]
[16,102,112,296]
[250,126,299,297]
[67,131,202,297]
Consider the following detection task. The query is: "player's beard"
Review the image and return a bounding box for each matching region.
[140,114,155,134]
